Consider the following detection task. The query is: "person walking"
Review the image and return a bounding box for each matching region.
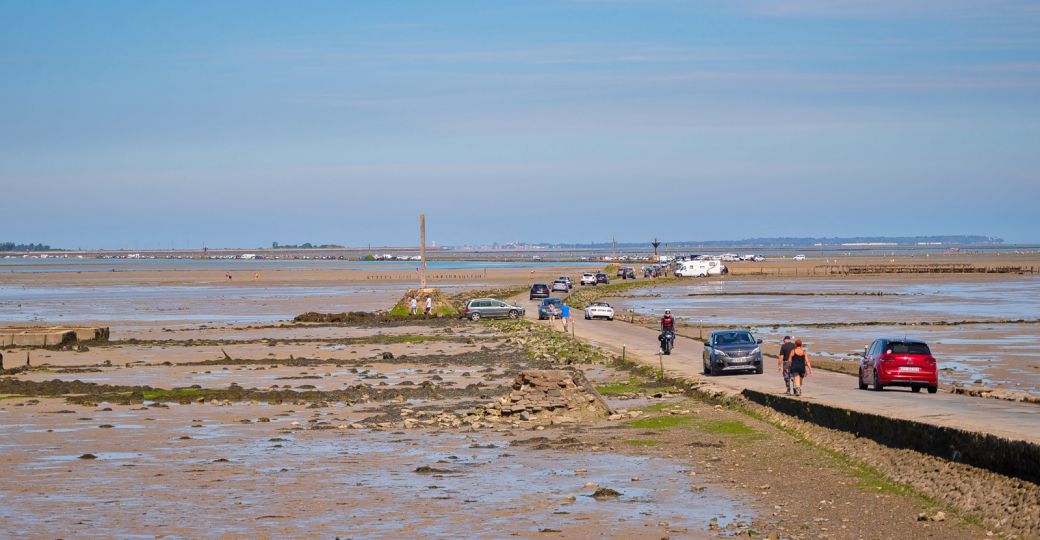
[560,303,571,332]
[409,296,418,316]
[788,339,813,396]
[424,296,433,315]
[778,336,796,394]
[548,302,559,330]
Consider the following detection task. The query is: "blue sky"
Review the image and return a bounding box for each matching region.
[2,0,1038,248]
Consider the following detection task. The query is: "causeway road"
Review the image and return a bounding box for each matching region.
[515,295,1040,445]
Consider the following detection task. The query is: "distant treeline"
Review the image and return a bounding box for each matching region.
[0,242,52,252]
[271,242,344,249]
[545,235,1003,249]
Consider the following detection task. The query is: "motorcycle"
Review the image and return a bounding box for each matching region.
[659,330,675,355]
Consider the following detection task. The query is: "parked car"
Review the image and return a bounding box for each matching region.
[620,267,636,280]
[551,280,570,293]
[537,298,564,320]
[580,273,597,286]
[703,330,763,375]
[529,283,551,300]
[793,254,806,261]
[584,302,615,320]
[859,338,938,393]
[595,273,610,285]
[463,298,524,321]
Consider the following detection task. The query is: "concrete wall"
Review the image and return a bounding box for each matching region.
[742,389,1040,484]
[0,326,108,348]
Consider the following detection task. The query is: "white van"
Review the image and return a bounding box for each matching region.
[675,259,726,277]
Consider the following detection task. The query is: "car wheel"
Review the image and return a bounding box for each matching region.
[858,369,867,390]
[470,312,481,321]
[710,363,721,376]
[584,314,590,320]
[873,370,883,391]
[927,385,938,394]
[608,317,614,321]
[508,310,519,319]
[911,385,921,393]
[755,364,763,374]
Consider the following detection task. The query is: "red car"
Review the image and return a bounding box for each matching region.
[859,338,938,393]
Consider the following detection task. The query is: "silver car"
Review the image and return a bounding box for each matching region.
[703,330,763,375]
[463,298,524,321]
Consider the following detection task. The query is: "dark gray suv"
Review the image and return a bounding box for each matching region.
[703,330,763,375]
[463,298,524,321]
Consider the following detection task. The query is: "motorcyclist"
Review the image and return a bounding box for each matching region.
[660,309,675,332]
[659,310,676,354]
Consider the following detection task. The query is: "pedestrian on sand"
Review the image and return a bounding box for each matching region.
[409,296,418,316]
[424,296,432,315]
[788,339,813,396]
[778,336,796,394]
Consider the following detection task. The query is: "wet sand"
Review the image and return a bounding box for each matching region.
[0,263,593,327]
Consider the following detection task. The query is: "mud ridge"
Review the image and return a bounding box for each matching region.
[0,377,509,405]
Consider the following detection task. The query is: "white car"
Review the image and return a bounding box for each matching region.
[580,273,597,286]
[584,302,615,320]
[793,254,806,261]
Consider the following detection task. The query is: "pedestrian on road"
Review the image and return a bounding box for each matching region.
[560,303,571,332]
[548,302,559,330]
[424,296,433,315]
[778,336,796,394]
[409,296,418,316]
[789,339,813,396]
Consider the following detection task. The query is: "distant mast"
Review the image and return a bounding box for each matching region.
[419,213,428,289]
[651,238,661,261]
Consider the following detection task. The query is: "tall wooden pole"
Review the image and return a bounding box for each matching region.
[419,213,427,289]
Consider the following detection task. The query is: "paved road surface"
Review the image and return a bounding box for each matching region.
[516,293,1040,445]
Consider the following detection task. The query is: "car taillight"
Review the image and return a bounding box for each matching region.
[927,356,936,364]
[465,305,470,313]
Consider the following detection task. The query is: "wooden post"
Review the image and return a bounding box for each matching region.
[658,351,665,380]
[419,213,427,289]
[699,320,703,340]
[622,345,626,363]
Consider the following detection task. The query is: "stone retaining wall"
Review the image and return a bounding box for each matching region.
[0,326,109,348]
[742,388,1040,484]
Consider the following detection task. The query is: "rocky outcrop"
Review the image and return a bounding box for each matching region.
[486,369,613,420]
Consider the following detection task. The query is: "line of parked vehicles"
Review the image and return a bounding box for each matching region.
[461,268,940,395]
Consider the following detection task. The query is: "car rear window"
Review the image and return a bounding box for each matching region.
[886,342,931,355]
